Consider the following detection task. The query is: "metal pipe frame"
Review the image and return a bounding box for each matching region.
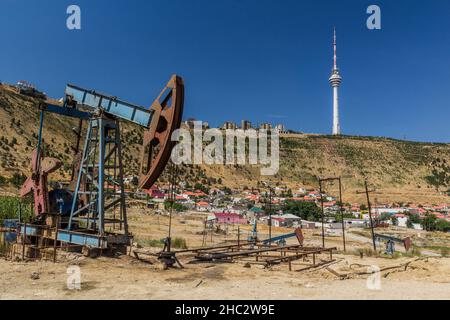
[68,117,128,240]
[192,243,336,263]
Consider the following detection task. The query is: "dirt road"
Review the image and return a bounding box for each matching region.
[1,211,449,300]
[1,254,449,300]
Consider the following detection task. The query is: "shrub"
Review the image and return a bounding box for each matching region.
[138,239,164,248]
[9,172,27,188]
[172,237,187,249]
[164,201,187,212]
[354,247,379,257]
[0,196,33,220]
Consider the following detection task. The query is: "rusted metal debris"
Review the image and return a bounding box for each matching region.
[173,242,337,271]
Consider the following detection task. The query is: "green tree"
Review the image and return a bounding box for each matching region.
[391,216,398,226]
[435,219,450,232]
[407,213,421,228]
[222,187,232,195]
[421,214,437,231]
[283,201,321,221]
[131,176,139,186]
[194,183,209,194]
[286,189,293,198]
[9,172,26,188]
[425,163,450,192]
[164,201,186,212]
[379,213,389,221]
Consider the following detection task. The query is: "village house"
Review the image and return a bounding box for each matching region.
[146,185,165,199]
[213,212,248,224]
[228,205,248,215]
[344,219,367,228]
[300,220,316,229]
[270,217,285,227]
[196,201,211,212]
[278,213,302,226]
[246,207,265,220]
[308,191,320,199]
[373,207,407,215]
[297,187,307,194]
[303,195,316,202]
[265,213,302,228]
[393,214,408,228]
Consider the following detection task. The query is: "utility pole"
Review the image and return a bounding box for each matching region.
[319,176,346,251]
[262,181,273,246]
[319,179,326,248]
[268,186,272,246]
[338,177,346,252]
[357,180,377,251]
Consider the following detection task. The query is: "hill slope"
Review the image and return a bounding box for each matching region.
[0,83,449,204]
[0,83,143,182]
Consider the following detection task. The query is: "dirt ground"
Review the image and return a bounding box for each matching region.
[1,209,449,300]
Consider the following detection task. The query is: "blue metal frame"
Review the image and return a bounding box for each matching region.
[19,224,106,248]
[69,121,93,231]
[65,84,154,127]
[68,118,128,238]
[43,103,92,120]
[262,232,296,245]
[98,118,105,234]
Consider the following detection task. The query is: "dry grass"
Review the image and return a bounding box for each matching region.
[1,84,450,203]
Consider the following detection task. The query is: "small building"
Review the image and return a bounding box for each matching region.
[394,214,408,228]
[147,185,165,199]
[278,213,302,226]
[300,220,316,229]
[184,118,197,129]
[214,212,248,224]
[274,124,286,133]
[412,223,423,230]
[270,217,285,228]
[222,121,237,130]
[249,206,264,215]
[344,219,367,228]
[267,214,301,227]
[259,123,272,130]
[196,201,211,212]
[329,222,344,230]
[241,120,252,130]
[229,205,248,215]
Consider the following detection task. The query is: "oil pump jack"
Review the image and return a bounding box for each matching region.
[18,75,184,255]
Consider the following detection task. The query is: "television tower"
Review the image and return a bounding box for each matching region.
[329,27,342,135]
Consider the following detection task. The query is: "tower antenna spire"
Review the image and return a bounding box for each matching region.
[329,27,342,135]
[333,26,337,70]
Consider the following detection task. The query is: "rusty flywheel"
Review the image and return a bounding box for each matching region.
[138,75,184,189]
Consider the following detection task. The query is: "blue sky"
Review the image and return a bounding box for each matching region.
[1,0,450,142]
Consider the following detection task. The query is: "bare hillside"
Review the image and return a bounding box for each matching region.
[0,83,449,204]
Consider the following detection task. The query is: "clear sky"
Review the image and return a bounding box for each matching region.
[1,0,449,142]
